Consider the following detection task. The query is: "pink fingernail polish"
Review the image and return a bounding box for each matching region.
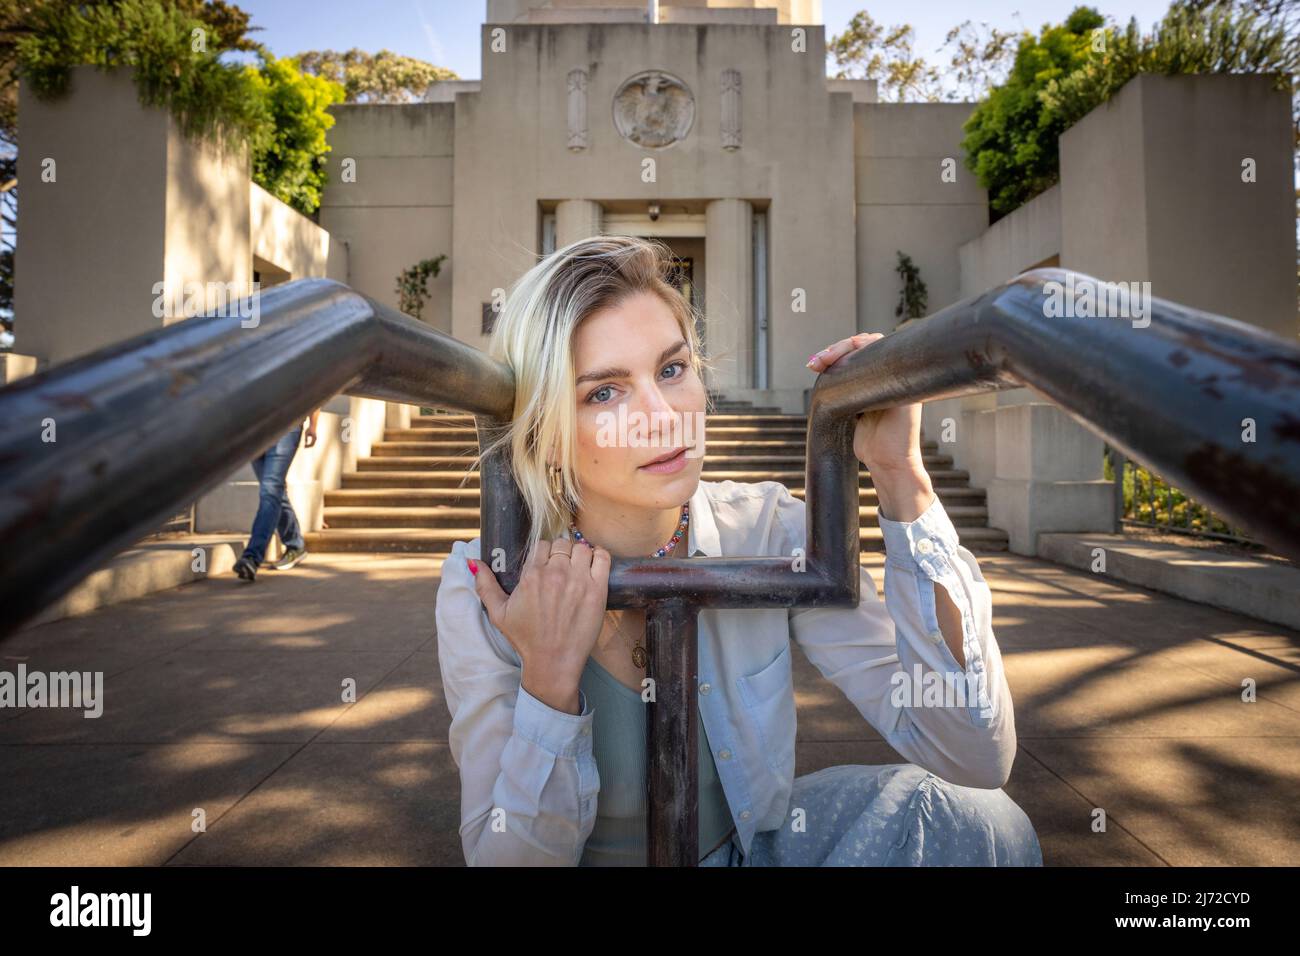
[467,558,478,576]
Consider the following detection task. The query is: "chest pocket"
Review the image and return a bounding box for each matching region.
[735,641,797,776]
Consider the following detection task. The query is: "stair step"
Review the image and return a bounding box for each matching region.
[357,452,960,470]
[324,485,987,506]
[327,487,484,504]
[343,471,482,488]
[321,503,990,529]
[332,476,982,504]
[339,413,1002,554]
[410,412,812,426]
[389,425,940,453]
[305,524,1010,554]
[342,466,976,488]
[366,441,952,467]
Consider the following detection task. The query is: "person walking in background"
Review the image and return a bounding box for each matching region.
[233,409,319,583]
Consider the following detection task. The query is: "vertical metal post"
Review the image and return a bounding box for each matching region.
[1111,448,1126,533]
[644,599,699,867]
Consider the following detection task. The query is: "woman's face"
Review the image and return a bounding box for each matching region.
[569,290,707,514]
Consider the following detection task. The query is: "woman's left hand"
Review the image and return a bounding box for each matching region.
[806,333,924,473]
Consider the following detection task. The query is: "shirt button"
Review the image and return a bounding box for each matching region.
[718,749,732,760]
[581,726,591,736]
[739,809,752,821]
[699,682,711,695]
[928,629,944,645]
[916,538,934,555]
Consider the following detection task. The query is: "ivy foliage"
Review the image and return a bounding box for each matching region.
[963,1,1298,218]
[396,255,447,321]
[16,0,343,215]
[894,251,929,321]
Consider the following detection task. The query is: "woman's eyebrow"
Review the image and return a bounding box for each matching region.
[575,339,687,386]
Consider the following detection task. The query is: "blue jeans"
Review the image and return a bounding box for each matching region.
[241,426,306,568]
[698,763,1043,867]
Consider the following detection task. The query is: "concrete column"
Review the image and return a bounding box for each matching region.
[555,199,603,248]
[705,198,753,390]
[986,401,1114,555]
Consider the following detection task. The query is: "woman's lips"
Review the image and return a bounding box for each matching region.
[639,446,689,474]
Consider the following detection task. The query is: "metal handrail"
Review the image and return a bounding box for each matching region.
[1,267,1297,867]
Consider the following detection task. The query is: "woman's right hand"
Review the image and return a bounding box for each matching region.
[469,537,611,715]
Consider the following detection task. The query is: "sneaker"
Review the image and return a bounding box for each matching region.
[234,557,257,582]
[273,547,308,571]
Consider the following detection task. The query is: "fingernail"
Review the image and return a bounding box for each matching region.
[467,558,478,576]
[806,354,818,367]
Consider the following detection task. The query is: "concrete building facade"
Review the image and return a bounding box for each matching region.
[9,0,1297,557]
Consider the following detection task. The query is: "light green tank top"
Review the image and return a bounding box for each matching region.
[577,653,734,866]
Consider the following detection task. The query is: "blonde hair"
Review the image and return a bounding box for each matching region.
[465,234,716,559]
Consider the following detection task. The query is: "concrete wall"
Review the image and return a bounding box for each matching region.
[162,120,252,329]
[1061,73,1296,340]
[12,64,386,542]
[319,103,455,332]
[854,103,988,333]
[15,67,168,365]
[958,184,1060,299]
[14,67,349,364]
[251,183,348,282]
[198,185,369,536]
[929,73,1298,557]
[194,395,389,538]
[488,0,823,24]
[445,22,856,400]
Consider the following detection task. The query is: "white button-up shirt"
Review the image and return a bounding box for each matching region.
[435,479,1017,866]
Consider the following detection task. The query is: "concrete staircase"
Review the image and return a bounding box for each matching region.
[306,401,1009,556]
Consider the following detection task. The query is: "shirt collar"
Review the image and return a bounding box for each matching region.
[687,480,721,557]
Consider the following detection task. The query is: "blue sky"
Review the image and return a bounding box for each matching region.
[237,0,1179,80]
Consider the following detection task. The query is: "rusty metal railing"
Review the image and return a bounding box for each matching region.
[1,268,1298,866]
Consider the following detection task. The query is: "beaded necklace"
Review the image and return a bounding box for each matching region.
[568,503,690,667]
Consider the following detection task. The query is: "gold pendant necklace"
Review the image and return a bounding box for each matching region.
[572,504,690,668]
[605,609,649,669]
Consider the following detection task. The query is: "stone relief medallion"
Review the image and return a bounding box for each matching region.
[612,71,695,149]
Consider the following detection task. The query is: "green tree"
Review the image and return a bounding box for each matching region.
[247,56,343,214]
[965,1,1298,219]
[828,11,942,102]
[829,11,1017,103]
[295,48,456,103]
[960,6,1104,218]
[942,19,1020,103]
[1041,1,1297,136]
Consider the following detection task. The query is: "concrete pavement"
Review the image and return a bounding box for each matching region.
[1,550,1296,866]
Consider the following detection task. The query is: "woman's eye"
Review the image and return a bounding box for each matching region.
[587,361,686,404]
[661,360,687,380]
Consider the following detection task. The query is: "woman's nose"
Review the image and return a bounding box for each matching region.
[642,376,682,415]
[635,380,680,442]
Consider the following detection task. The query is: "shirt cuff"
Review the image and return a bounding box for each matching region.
[877,492,961,573]
[513,684,594,758]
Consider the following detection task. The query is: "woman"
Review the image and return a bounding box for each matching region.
[435,235,1042,867]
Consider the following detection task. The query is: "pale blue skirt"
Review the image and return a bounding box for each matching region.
[699,763,1043,867]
